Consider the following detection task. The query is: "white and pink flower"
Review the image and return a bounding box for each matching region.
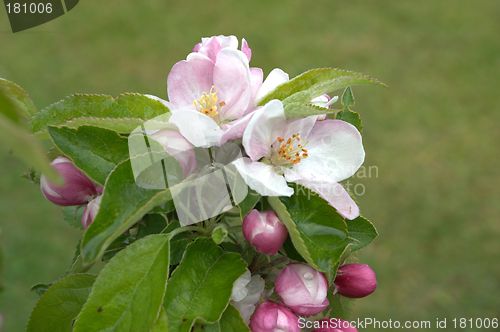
[233,100,365,219]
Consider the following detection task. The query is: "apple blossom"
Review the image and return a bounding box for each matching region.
[242,209,288,255]
[313,318,358,332]
[250,301,299,332]
[275,263,329,316]
[233,100,365,219]
[231,270,265,323]
[40,157,100,206]
[81,195,101,229]
[334,263,377,298]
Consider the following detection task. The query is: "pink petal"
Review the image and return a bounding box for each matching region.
[150,129,197,176]
[220,111,256,145]
[242,100,286,161]
[249,67,264,108]
[167,53,214,107]
[241,38,252,61]
[213,48,252,120]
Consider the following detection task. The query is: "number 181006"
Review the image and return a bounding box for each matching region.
[6,2,53,14]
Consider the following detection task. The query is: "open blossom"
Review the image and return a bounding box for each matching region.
[275,263,329,316]
[81,195,101,229]
[233,100,365,219]
[250,301,299,332]
[41,157,100,206]
[167,35,294,148]
[334,263,377,298]
[231,270,265,323]
[242,209,288,255]
[313,318,358,332]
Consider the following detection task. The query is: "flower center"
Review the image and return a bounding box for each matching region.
[270,133,309,166]
[193,86,225,120]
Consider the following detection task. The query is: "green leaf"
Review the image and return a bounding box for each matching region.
[284,102,336,119]
[74,234,170,332]
[259,68,383,105]
[27,274,95,332]
[32,93,169,134]
[336,110,363,131]
[151,309,169,332]
[164,238,247,332]
[62,205,85,229]
[203,305,250,332]
[237,190,260,219]
[0,79,59,181]
[347,216,378,251]
[80,160,172,266]
[268,186,349,279]
[0,77,36,122]
[341,86,355,109]
[48,126,129,184]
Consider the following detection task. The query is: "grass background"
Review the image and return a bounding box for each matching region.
[1,0,499,331]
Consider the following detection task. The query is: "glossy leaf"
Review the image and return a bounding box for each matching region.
[27,274,95,332]
[151,309,169,332]
[203,305,250,332]
[74,235,170,332]
[347,216,378,251]
[0,77,36,122]
[32,93,169,134]
[80,160,171,265]
[268,186,350,278]
[164,238,247,332]
[49,126,129,184]
[259,68,383,105]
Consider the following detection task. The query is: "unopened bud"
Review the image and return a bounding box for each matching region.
[242,209,288,255]
[334,263,377,298]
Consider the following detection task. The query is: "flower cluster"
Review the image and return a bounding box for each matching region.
[35,35,380,332]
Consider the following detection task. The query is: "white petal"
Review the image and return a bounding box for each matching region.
[242,100,286,161]
[285,120,365,183]
[232,158,293,197]
[256,68,290,102]
[169,109,223,148]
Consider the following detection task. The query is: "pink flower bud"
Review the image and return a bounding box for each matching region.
[81,195,101,229]
[250,301,299,332]
[40,157,98,206]
[275,264,329,316]
[334,264,377,298]
[242,210,288,255]
[313,318,358,332]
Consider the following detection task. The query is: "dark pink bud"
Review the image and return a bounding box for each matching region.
[334,264,377,298]
[81,196,101,229]
[313,318,358,332]
[242,210,288,255]
[250,301,299,332]
[40,157,98,206]
[275,263,329,316]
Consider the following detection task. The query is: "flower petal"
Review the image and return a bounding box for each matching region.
[169,109,223,148]
[281,115,318,142]
[242,100,286,161]
[294,180,360,220]
[220,111,256,145]
[167,53,214,107]
[150,129,197,176]
[232,158,293,197]
[249,67,264,107]
[285,120,365,183]
[256,68,289,102]
[213,48,252,120]
[241,38,252,61]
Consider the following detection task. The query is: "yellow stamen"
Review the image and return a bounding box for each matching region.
[272,133,309,166]
[193,86,224,119]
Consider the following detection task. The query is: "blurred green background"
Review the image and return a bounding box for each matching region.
[1,0,499,331]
